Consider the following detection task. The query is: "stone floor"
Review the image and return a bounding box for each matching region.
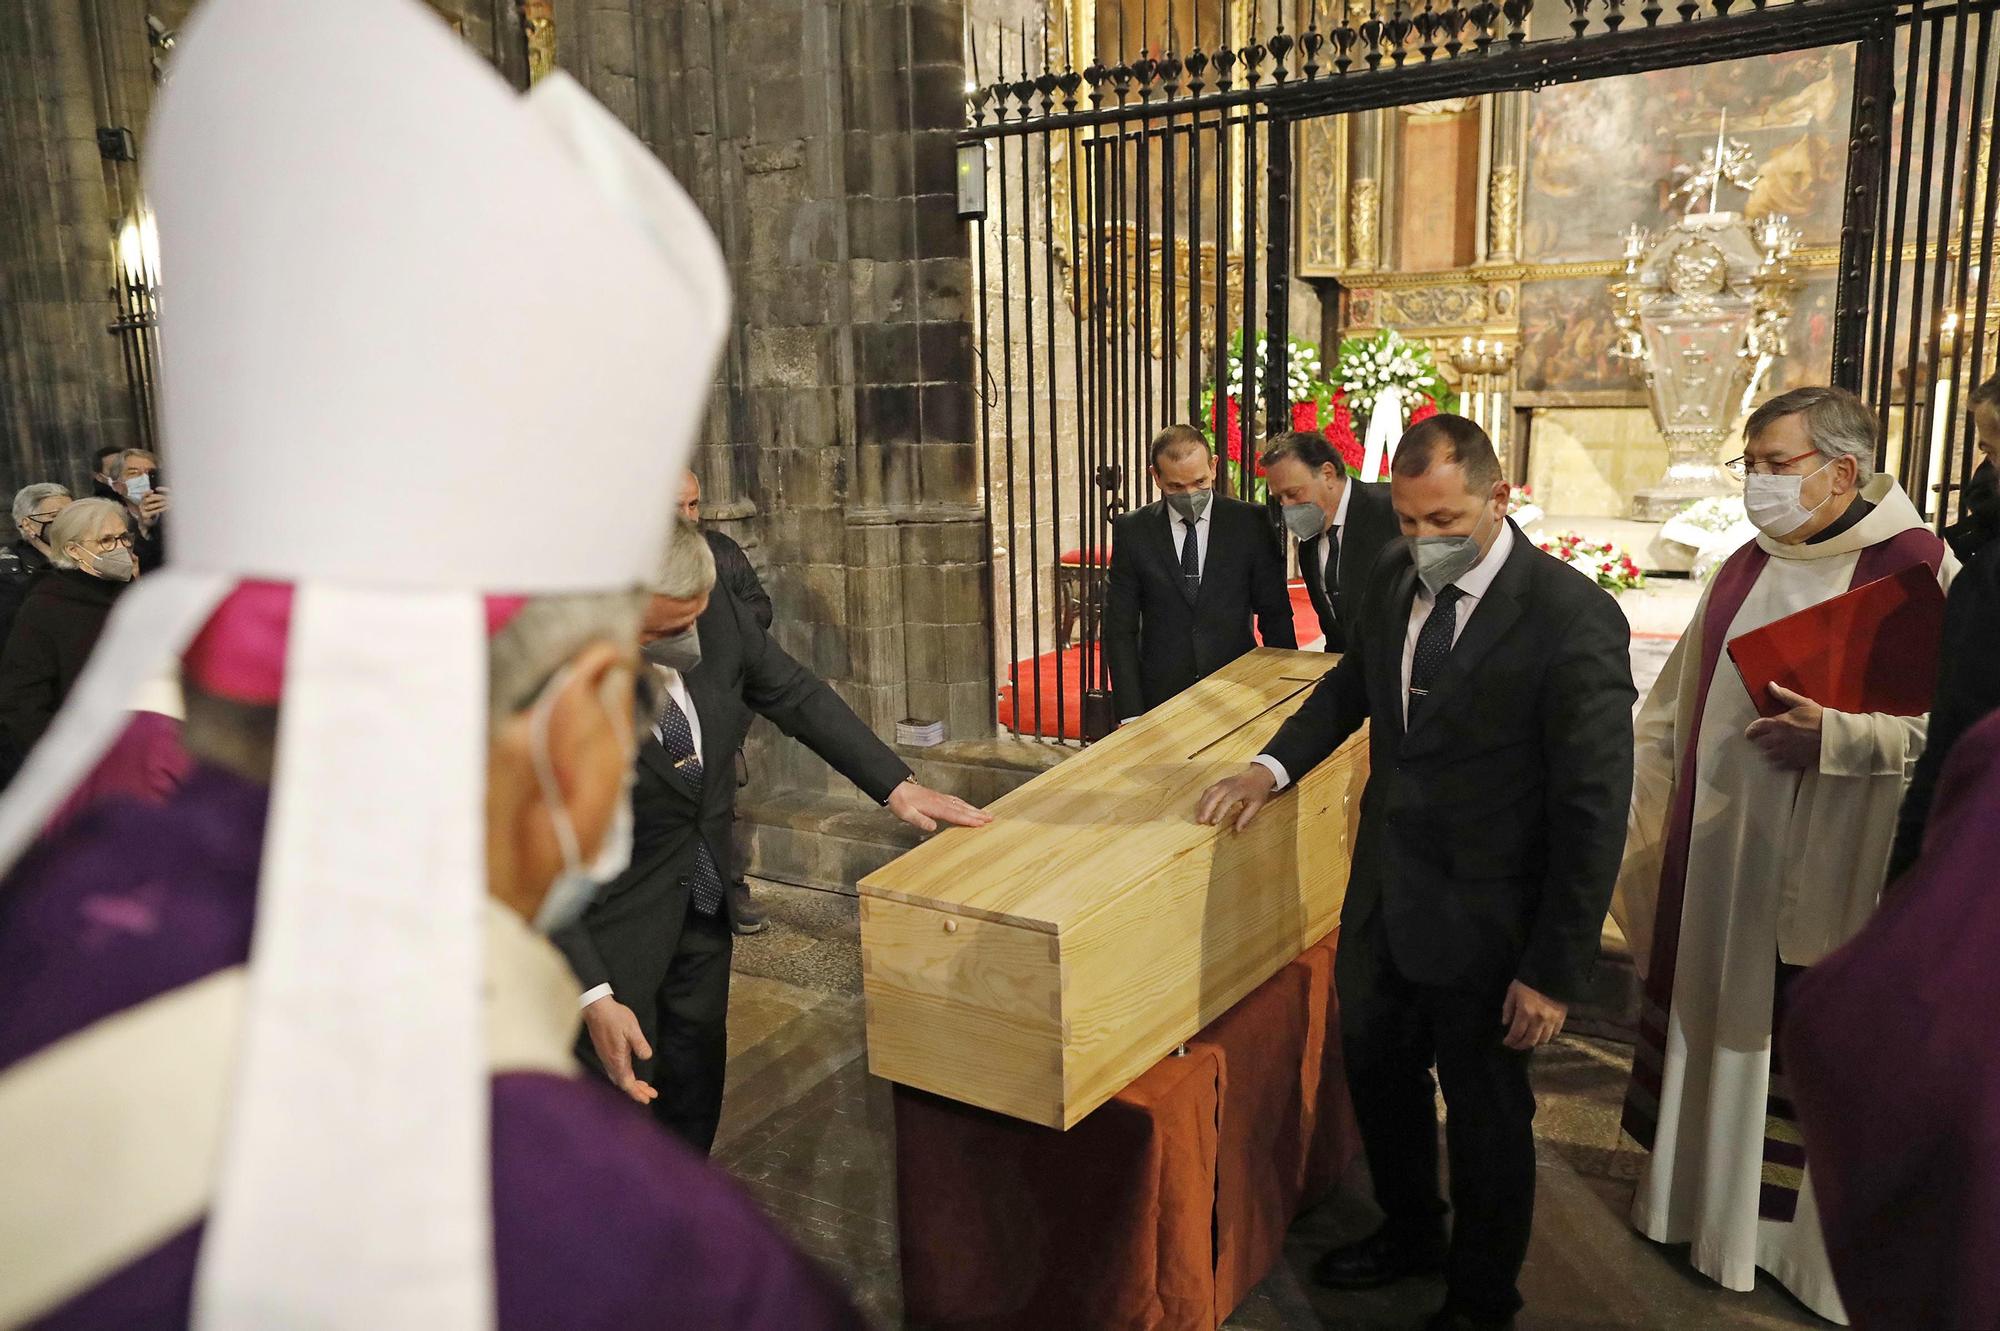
[714,878,1828,1331]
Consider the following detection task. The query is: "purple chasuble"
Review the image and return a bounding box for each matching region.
[0,765,865,1331]
[1781,710,2000,1330]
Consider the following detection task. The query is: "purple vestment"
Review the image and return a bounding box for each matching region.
[1782,710,2000,1329]
[0,765,867,1331]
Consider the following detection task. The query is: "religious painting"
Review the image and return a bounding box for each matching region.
[1516,277,1630,394]
[1765,270,1838,395]
[1523,47,1854,264]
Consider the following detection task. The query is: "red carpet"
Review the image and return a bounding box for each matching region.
[998,582,1323,741]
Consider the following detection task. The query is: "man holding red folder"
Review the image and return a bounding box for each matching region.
[1610,386,1956,1322]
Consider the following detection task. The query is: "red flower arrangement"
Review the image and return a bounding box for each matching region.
[1211,394,1372,494]
[1200,330,1454,492]
[1211,398,1267,480]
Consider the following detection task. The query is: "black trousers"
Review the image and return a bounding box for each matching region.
[576,899,734,1156]
[1335,913,1537,1321]
[645,904,734,1153]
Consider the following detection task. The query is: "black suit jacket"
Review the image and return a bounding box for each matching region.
[1298,479,1399,651]
[1106,494,1296,720]
[1889,525,2000,880]
[1263,523,1636,1004]
[703,529,773,631]
[554,581,911,995]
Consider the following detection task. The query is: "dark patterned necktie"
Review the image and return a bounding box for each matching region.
[657,687,725,916]
[1407,585,1467,719]
[1322,525,1345,650]
[1179,518,1201,598]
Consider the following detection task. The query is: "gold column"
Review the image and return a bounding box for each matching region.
[522,0,556,84]
[1485,92,1524,265]
[1349,108,1382,273]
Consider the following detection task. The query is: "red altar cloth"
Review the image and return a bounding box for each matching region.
[894,929,1359,1330]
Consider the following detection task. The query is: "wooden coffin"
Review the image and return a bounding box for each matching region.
[859,648,1369,1129]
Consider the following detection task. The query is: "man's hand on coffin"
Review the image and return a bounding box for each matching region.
[1196,764,1278,832]
[887,778,994,834]
[582,995,658,1105]
[1745,682,1824,771]
[1500,980,1567,1051]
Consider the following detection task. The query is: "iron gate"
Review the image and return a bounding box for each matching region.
[968,0,1997,745]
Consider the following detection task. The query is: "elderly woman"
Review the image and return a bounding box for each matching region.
[0,497,137,777]
[0,482,73,650]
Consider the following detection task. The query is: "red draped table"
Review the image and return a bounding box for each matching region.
[893,928,1359,1330]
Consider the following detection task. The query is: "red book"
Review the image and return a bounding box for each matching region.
[1726,562,1947,719]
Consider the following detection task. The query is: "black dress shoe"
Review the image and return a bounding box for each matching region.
[1311,1226,1448,1290]
[729,880,766,936]
[1421,1305,1517,1331]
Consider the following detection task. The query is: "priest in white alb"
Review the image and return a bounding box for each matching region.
[1613,386,1956,1323]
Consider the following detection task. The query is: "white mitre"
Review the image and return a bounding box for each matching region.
[0,0,728,1327]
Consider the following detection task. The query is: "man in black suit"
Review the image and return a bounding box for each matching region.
[1260,430,1399,652]
[1106,424,1296,724]
[555,518,990,1153]
[1890,376,2000,881]
[681,469,774,631]
[680,469,775,935]
[1197,416,1635,1331]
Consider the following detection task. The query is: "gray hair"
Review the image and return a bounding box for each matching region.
[486,590,646,728]
[651,517,717,600]
[1745,386,1877,479]
[184,589,647,782]
[46,497,126,570]
[12,482,71,527]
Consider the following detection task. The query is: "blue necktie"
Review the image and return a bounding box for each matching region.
[657,689,725,916]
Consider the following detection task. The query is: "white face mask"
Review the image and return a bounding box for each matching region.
[526,665,638,934]
[1743,458,1835,538]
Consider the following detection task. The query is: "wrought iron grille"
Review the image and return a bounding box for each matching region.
[1855,0,2000,525]
[969,0,1994,746]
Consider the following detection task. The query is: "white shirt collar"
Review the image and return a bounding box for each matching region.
[1330,478,1353,530]
[1168,498,1213,530]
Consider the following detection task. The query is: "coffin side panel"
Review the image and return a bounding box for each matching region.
[860,895,1066,1128]
[1057,731,1368,1128]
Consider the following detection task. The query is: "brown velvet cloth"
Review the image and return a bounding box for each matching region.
[895,930,1359,1331]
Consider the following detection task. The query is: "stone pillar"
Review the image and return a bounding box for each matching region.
[548,0,988,810]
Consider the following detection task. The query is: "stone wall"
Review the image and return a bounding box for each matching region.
[0,0,1008,834]
[0,0,157,501]
[531,0,993,798]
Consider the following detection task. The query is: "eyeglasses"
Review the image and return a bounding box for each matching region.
[1722,449,1820,480]
[88,532,136,552]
